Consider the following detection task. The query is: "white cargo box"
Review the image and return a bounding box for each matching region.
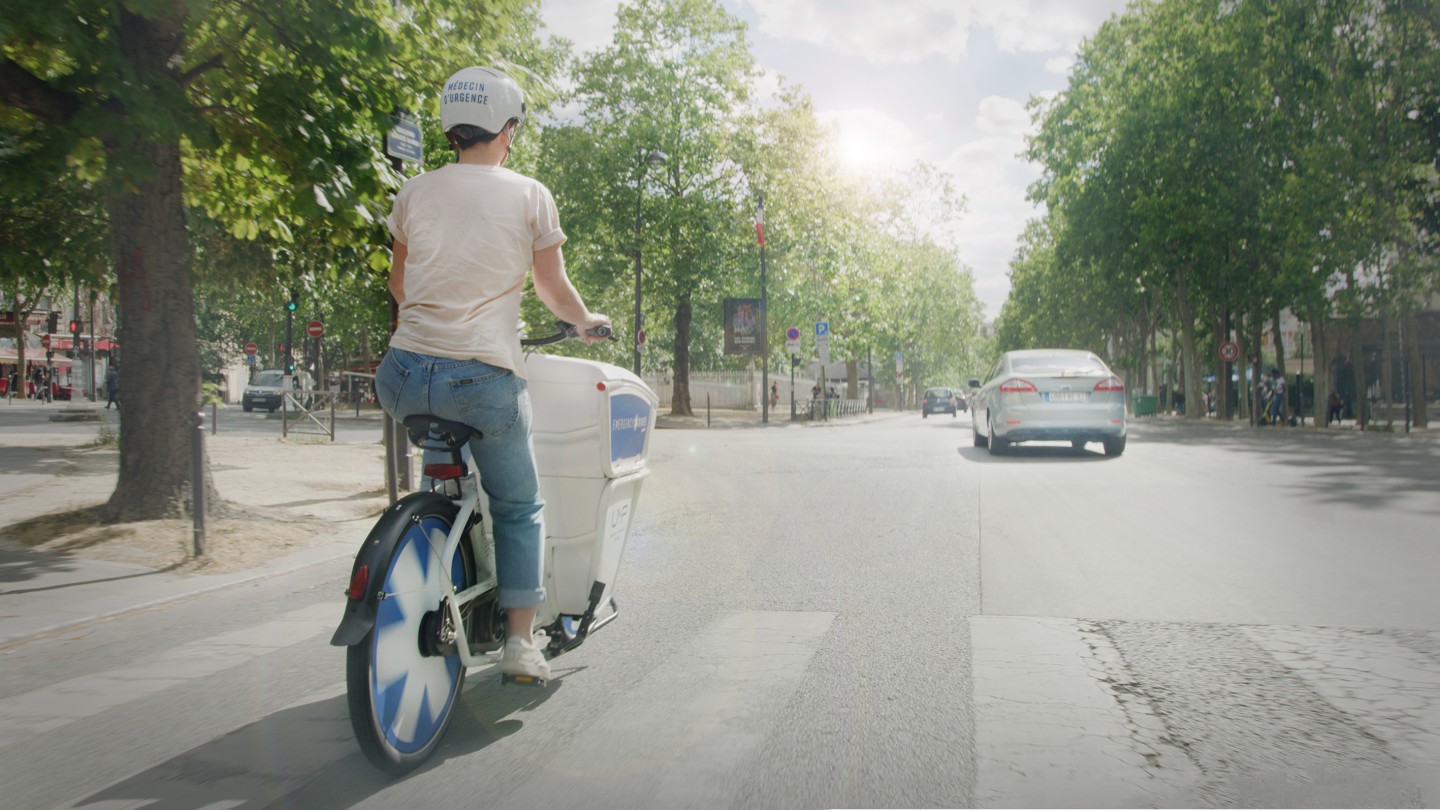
[525,353,657,480]
[525,352,657,615]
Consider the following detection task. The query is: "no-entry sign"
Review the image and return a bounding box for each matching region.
[244,342,258,356]
[307,320,325,338]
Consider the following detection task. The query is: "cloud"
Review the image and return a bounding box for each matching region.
[976,96,1033,138]
[940,132,1043,319]
[536,0,622,55]
[737,0,1129,62]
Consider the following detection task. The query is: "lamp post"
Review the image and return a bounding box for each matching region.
[633,148,667,377]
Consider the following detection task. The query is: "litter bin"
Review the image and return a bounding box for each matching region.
[1132,394,1158,417]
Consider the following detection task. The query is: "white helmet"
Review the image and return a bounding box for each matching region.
[439,66,526,135]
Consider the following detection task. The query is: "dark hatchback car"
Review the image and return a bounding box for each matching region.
[922,387,959,418]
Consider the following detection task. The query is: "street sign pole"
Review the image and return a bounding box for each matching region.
[758,197,769,425]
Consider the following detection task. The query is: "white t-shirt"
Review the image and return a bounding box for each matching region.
[386,163,566,377]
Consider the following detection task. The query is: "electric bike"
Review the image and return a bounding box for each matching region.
[331,323,657,774]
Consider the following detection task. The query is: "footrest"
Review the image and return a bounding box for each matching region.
[501,672,547,688]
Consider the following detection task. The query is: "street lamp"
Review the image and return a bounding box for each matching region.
[633,148,667,377]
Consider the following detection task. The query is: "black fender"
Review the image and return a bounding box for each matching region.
[331,492,459,647]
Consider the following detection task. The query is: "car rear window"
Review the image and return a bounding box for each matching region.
[926,389,951,397]
[253,371,285,385]
[1009,355,1108,374]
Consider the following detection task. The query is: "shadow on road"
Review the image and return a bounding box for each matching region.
[63,672,561,808]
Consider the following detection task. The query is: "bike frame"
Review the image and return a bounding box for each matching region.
[426,469,495,668]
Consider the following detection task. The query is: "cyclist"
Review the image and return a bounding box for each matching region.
[377,65,611,683]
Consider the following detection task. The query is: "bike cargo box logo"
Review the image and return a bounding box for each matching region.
[609,393,651,463]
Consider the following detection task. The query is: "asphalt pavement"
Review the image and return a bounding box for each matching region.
[0,396,902,645]
[2,394,1430,646]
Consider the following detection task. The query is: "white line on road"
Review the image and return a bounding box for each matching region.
[0,602,336,750]
[970,615,1202,808]
[502,610,836,807]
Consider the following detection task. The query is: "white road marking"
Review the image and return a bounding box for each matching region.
[971,615,1202,808]
[0,603,336,749]
[503,610,836,806]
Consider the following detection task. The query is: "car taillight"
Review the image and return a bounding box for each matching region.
[1094,377,1125,392]
[424,463,465,480]
[347,564,369,600]
[998,378,1038,393]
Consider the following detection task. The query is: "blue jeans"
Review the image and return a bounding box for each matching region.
[375,348,546,609]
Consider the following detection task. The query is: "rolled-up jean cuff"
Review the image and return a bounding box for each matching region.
[498,587,546,609]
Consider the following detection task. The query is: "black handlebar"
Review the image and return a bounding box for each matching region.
[520,321,617,347]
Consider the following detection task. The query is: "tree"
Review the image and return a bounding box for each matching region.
[1,0,535,520]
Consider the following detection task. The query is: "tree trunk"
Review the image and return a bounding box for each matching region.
[1310,316,1330,429]
[1405,310,1427,428]
[1380,311,1394,429]
[1350,326,1367,429]
[669,291,693,416]
[103,134,207,521]
[1175,268,1202,420]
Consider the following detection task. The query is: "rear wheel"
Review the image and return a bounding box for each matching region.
[987,416,1008,455]
[1071,439,1086,450]
[973,413,989,447]
[1102,436,1127,457]
[346,500,472,775]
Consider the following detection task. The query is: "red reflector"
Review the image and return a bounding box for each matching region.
[1094,376,1125,392]
[348,565,369,600]
[597,382,607,391]
[998,378,1037,393]
[424,463,464,480]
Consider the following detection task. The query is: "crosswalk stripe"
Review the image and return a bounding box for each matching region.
[1242,624,1440,802]
[500,610,836,806]
[0,603,336,750]
[971,615,1203,808]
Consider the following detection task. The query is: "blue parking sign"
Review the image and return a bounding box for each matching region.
[815,321,829,337]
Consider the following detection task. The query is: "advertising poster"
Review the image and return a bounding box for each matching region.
[723,298,765,355]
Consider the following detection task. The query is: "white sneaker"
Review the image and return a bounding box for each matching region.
[500,635,551,682]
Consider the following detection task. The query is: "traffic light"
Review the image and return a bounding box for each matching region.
[286,289,298,312]
[69,318,81,334]
[286,357,296,373]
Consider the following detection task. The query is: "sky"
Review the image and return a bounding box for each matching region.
[534,0,1133,320]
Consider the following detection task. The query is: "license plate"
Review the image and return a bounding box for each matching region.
[1047,392,1087,402]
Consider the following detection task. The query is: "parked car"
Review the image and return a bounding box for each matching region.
[969,349,1127,456]
[242,369,315,412]
[922,387,958,418]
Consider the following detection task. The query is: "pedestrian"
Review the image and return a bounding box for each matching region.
[1256,370,1273,425]
[1327,390,1343,426]
[376,65,610,684]
[1270,370,1286,426]
[105,366,119,409]
[770,381,779,410]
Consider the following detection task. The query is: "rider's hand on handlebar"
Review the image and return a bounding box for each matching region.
[576,313,612,345]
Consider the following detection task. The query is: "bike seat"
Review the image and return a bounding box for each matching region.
[402,415,480,450]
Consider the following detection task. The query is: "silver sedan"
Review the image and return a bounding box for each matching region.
[969,349,1128,456]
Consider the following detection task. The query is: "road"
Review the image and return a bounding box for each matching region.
[1,412,1437,808]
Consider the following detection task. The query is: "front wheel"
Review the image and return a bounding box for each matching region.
[346,500,472,775]
[1102,435,1127,457]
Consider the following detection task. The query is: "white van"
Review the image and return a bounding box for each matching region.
[242,369,315,412]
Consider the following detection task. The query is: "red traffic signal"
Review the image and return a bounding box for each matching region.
[69,319,81,334]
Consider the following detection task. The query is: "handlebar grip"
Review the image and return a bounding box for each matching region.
[586,325,613,339]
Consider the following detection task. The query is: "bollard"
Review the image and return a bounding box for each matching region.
[707,393,711,428]
[211,401,218,435]
[192,410,207,557]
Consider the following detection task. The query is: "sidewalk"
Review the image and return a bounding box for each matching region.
[0,398,378,645]
[0,397,901,646]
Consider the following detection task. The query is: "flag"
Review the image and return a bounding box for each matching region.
[756,199,765,247]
